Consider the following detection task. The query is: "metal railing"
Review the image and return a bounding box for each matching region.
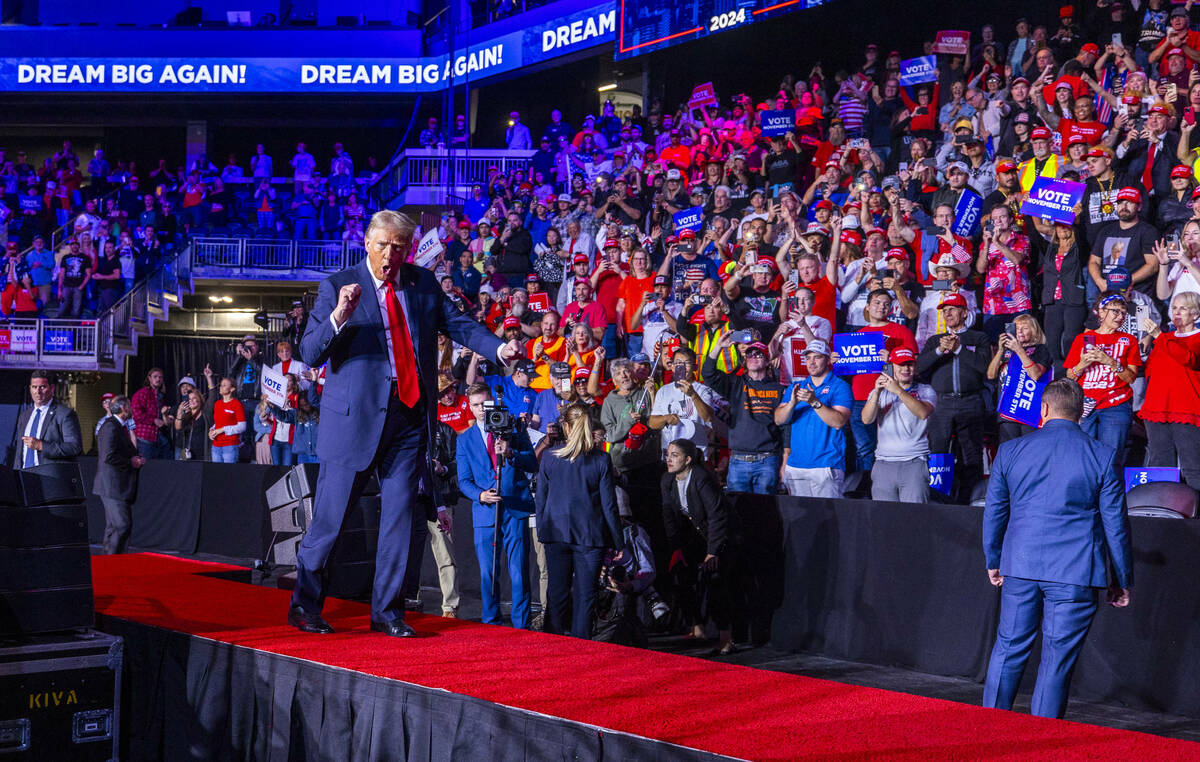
[16,185,123,263]
[368,147,536,209]
[191,237,364,273]
[0,318,103,367]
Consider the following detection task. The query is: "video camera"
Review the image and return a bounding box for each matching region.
[482,388,517,437]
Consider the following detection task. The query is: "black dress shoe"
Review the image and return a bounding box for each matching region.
[370,619,416,638]
[288,606,334,634]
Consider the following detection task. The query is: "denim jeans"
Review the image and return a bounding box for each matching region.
[271,441,295,466]
[850,399,876,473]
[211,444,239,463]
[625,332,644,359]
[726,454,781,495]
[1079,400,1132,473]
[293,217,316,240]
[297,453,319,464]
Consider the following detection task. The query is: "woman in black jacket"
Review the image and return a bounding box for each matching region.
[534,402,623,638]
[661,438,738,654]
[1037,220,1088,366]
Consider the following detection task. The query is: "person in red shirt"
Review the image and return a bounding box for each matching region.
[436,376,474,434]
[1064,293,1143,472]
[562,280,609,345]
[589,238,627,345]
[1141,291,1200,488]
[780,252,837,326]
[1051,97,1106,148]
[208,376,247,463]
[615,248,655,357]
[659,131,692,170]
[1149,6,1200,77]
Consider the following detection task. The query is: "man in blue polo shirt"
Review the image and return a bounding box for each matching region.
[480,358,540,421]
[773,339,853,497]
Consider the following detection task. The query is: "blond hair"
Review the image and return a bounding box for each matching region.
[554,403,597,461]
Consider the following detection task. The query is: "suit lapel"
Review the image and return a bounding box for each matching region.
[355,260,387,355]
[400,264,422,361]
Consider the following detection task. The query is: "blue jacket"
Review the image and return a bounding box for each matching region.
[984,419,1134,589]
[534,450,623,550]
[301,259,501,475]
[456,424,537,528]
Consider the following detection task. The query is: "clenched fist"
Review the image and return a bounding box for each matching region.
[333,283,362,327]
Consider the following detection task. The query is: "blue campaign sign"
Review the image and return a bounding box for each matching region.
[832,332,885,375]
[952,190,983,238]
[673,206,705,233]
[929,453,954,496]
[42,329,74,353]
[760,110,795,137]
[996,354,1050,428]
[898,56,938,87]
[1124,467,1181,493]
[1019,177,1085,224]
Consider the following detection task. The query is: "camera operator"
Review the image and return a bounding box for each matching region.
[228,335,263,459]
[456,383,537,630]
[281,298,308,347]
[594,500,664,647]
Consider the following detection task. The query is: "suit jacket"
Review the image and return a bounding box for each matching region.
[1119,133,1180,203]
[12,399,82,469]
[300,259,502,475]
[456,424,537,528]
[534,450,622,549]
[94,416,139,501]
[661,467,733,557]
[984,419,1133,589]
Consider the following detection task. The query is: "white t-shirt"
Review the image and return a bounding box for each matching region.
[873,384,937,461]
[1167,261,1200,302]
[651,381,716,453]
[776,317,834,384]
[640,299,683,353]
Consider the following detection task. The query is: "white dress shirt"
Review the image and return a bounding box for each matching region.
[22,402,51,468]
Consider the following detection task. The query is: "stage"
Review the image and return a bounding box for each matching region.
[92,553,1200,761]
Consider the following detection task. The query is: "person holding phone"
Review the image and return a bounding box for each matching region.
[1140,291,1200,489]
[1154,218,1200,300]
[986,315,1052,442]
[860,347,935,502]
[1064,294,1143,472]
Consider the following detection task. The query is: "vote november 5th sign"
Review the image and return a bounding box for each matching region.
[262,365,290,409]
[1019,178,1085,224]
[832,333,885,375]
[673,206,705,233]
[996,354,1050,427]
[760,110,795,137]
[899,56,938,87]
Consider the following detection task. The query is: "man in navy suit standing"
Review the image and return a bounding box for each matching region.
[982,378,1134,719]
[289,210,521,637]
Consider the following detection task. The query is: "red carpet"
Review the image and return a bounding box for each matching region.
[93,553,1198,761]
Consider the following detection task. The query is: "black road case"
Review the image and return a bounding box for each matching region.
[0,630,121,760]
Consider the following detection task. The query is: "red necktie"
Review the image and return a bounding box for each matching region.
[383,281,422,407]
[486,432,497,469]
[1142,141,1156,192]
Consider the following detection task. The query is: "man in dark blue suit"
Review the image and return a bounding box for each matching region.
[982,378,1134,719]
[456,382,538,629]
[289,210,521,637]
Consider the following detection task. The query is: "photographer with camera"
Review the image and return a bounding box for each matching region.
[456,382,538,630]
[229,335,263,459]
[535,402,624,639]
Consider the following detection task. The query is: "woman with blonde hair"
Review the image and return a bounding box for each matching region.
[986,313,1052,441]
[1140,290,1200,488]
[534,402,623,638]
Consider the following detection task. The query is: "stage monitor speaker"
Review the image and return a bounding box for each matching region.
[20,463,86,507]
[269,497,313,533]
[265,464,320,510]
[272,535,301,566]
[0,504,93,636]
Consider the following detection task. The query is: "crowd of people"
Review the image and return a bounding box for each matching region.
[18,7,1200,649]
[0,140,379,319]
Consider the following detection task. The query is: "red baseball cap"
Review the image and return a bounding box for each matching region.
[1121,94,1140,105]
[840,229,864,248]
[1168,47,1186,59]
[885,247,908,261]
[744,341,770,356]
[1086,146,1113,159]
[815,199,834,210]
[1172,164,1193,179]
[503,316,520,329]
[573,367,591,381]
[525,272,540,282]
[1148,104,1171,116]
[1192,186,1200,201]
[1010,76,1029,86]
[995,159,1018,173]
[866,227,887,239]
[1031,127,1052,141]
[678,228,697,240]
[890,347,916,364]
[101,392,116,401]
[1065,133,1089,147]
[1081,43,1100,56]
[604,237,620,248]
[572,253,589,264]
[1116,186,1142,204]
[938,293,968,309]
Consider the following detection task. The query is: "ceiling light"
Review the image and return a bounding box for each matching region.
[597,83,617,92]
[208,295,220,303]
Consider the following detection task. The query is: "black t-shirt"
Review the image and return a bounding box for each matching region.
[95,254,122,289]
[763,149,800,188]
[60,253,91,287]
[1090,220,1158,296]
[725,172,759,212]
[729,280,783,337]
